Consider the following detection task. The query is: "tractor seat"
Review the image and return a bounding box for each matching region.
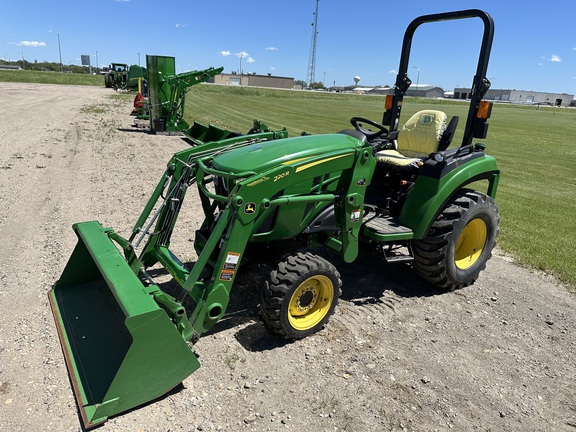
[375,110,458,173]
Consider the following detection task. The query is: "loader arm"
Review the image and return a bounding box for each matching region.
[160,66,224,132]
[178,137,375,339]
[119,133,374,342]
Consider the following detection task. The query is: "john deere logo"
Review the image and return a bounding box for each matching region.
[244,203,256,214]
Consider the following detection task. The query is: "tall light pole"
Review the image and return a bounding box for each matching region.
[413,66,420,94]
[57,33,63,72]
[138,52,141,66]
[239,53,246,75]
[96,51,99,71]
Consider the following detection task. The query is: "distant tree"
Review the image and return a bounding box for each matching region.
[312,81,324,90]
[294,79,307,87]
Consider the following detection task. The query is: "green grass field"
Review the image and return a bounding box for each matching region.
[0,69,102,86]
[185,85,576,289]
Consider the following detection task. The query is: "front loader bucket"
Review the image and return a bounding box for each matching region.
[49,221,200,429]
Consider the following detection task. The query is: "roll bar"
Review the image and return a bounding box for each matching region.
[383,9,495,147]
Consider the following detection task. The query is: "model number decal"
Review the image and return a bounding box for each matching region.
[274,171,290,182]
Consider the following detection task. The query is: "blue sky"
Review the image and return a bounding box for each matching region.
[2,1,576,94]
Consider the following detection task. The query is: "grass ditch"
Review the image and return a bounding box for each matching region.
[0,69,102,86]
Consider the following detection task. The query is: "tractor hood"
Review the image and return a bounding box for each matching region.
[211,134,364,174]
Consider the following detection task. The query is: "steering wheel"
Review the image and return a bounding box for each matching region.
[350,117,389,140]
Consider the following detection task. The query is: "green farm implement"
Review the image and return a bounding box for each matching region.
[50,9,499,428]
[143,55,223,134]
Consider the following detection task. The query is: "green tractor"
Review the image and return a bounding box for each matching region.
[50,9,499,428]
[104,62,129,90]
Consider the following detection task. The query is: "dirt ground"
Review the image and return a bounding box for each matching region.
[0,82,575,432]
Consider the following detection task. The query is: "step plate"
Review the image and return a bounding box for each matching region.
[363,215,412,235]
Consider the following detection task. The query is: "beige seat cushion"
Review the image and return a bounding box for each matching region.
[375,110,447,167]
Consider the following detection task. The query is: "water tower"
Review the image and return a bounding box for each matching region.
[353,76,360,86]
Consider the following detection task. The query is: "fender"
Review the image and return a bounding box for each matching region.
[398,153,499,239]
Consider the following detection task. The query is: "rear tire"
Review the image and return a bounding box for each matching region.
[260,251,341,341]
[412,189,499,290]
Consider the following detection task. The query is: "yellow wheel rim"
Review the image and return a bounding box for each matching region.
[455,218,487,269]
[288,275,334,331]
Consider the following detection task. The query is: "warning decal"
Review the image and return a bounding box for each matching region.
[224,252,240,270]
[219,270,234,281]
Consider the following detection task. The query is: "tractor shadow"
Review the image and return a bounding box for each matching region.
[203,246,447,353]
[333,246,446,301]
[147,245,447,353]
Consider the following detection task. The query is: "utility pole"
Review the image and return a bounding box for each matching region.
[306,0,319,89]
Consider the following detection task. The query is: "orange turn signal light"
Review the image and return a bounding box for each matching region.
[477,101,493,119]
[385,94,394,110]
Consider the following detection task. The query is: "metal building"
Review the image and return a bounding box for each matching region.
[212,73,295,90]
[406,84,444,98]
[454,87,574,107]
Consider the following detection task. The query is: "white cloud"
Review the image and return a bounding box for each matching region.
[550,54,561,62]
[219,51,231,56]
[234,52,255,63]
[175,23,187,28]
[269,66,276,71]
[265,47,278,51]
[388,69,397,75]
[17,41,46,47]
[114,0,130,2]
[572,47,576,51]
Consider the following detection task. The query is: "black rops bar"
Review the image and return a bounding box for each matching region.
[383,9,495,148]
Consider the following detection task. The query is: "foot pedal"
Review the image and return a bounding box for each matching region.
[382,243,414,263]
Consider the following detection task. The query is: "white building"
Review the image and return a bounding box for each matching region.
[454,87,574,107]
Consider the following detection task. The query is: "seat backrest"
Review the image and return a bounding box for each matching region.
[397,110,447,157]
[438,115,459,151]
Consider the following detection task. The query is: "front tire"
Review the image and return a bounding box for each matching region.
[412,189,499,290]
[260,251,341,341]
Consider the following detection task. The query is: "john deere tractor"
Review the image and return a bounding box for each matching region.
[104,62,129,90]
[50,9,499,428]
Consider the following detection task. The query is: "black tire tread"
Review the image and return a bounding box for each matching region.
[412,189,499,291]
[260,251,342,341]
